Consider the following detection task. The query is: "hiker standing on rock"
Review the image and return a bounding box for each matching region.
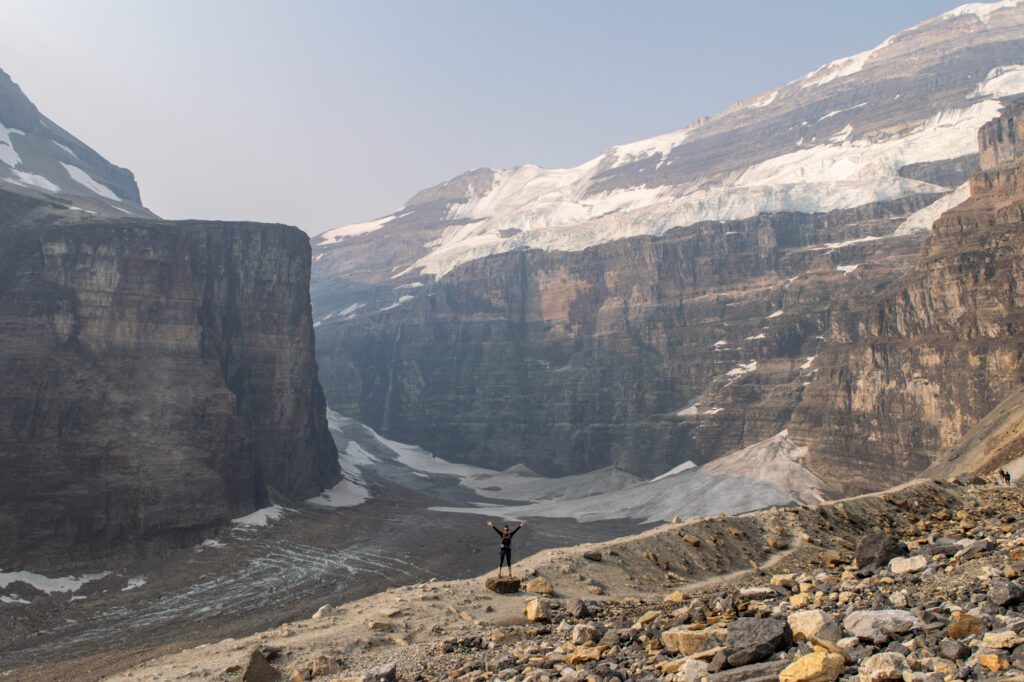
[487,519,525,578]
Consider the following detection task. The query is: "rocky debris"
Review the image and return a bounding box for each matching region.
[582,551,602,562]
[484,576,521,594]
[242,649,282,682]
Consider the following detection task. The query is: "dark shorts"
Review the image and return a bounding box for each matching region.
[499,547,512,566]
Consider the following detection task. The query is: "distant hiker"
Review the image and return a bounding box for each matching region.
[1001,469,1012,485]
[487,519,525,578]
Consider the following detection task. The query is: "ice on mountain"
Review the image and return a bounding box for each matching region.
[60,162,122,202]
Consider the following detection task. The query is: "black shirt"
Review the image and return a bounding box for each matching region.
[494,526,520,548]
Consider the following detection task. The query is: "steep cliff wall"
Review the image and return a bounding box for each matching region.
[316,197,934,477]
[791,98,1024,493]
[0,191,338,567]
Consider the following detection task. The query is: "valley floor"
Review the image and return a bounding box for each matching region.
[78,478,1024,681]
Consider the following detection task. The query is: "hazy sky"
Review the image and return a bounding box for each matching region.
[0,1,969,235]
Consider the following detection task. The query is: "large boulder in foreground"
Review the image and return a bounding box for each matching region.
[485,577,521,594]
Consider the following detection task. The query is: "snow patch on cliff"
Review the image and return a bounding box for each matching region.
[60,162,121,202]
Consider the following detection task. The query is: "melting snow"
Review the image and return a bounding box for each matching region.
[975,64,1024,99]
[726,360,758,377]
[9,170,59,192]
[767,310,784,319]
[305,437,377,509]
[201,539,226,549]
[52,140,79,159]
[745,333,767,340]
[338,302,365,316]
[895,182,971,235]
[0,121,22,167]
[676,404,699,417]
[60,163,121,202]
[0,570,111,594]
[650,461,697,482]
[941,0,1022,23]
[232,505,287,528]
[122,577,147,591]
[810,235,882,251]
[836,264,860,274]
[702,430,832,503]
[319,215,396,245]
[800,356,817,370]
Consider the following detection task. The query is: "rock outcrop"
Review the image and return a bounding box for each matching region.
[792,97,1024,492]
[0,190,339,567]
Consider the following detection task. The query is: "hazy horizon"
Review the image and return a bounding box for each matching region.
[0,0,971,235]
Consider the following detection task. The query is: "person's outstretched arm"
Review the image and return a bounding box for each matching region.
[488,520,502,535]
[510,520,525,536]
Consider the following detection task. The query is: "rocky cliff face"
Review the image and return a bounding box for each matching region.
[791,98,1024,493]
[312,3,1024,485]
[316,196,934,477]
[0,191,338,567]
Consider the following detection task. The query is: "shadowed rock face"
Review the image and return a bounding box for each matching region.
[0,191,338,567]
[791,98,1024,493]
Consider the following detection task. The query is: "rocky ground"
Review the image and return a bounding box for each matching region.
[75,474,1024,681]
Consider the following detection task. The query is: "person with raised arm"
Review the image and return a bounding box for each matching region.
[487,519,525,578]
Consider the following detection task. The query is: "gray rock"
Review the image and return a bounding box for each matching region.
[565,598,591,618]
[939,638,970,660]
[725,617,792,666]
[843,610,921,643]
[242,649,282,682]
[989,579,1023,607]
[855,533,909,570]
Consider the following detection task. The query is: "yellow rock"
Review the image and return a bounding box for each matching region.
[660,625,726,655]
[524,598,551,622]
[634,610,660,627]
[790,592,814,607]
[664,591,685,603]
[979,653,1008,672]
[564,645,605,664]
[779,651,845,682]
[525,577,554,595]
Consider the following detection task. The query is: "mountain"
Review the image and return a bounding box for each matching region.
[310,1,1024,489]
[0,68,339,567]
[0,67,153,219]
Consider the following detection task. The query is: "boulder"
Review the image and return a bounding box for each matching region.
[843,610,920,643]
[661,625,727,654]
[582,551,602,561]
[525,598,551,622]
[982,629,1024,649]
[888,555,927,575]
[857,652,909,681]
[779,651,845,682]
[571,623,604,645]
[988,579,1023,607]
[938,638,970,660]
[525,576,553,594]
[788,610,842,643]
[946,613,985,639]
[855,533,908,570]
[564,645,605,664]
[242,650,282,682]
[725,617,793,666]
[953,473,985,486]
[565,598,590,618]
[485,576,521,594]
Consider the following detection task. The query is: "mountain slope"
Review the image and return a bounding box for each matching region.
[0,67,153,219]
[311,2,1024,487]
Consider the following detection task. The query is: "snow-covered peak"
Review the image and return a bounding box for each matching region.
[316,1,1024,280]
[0,67,151,218]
